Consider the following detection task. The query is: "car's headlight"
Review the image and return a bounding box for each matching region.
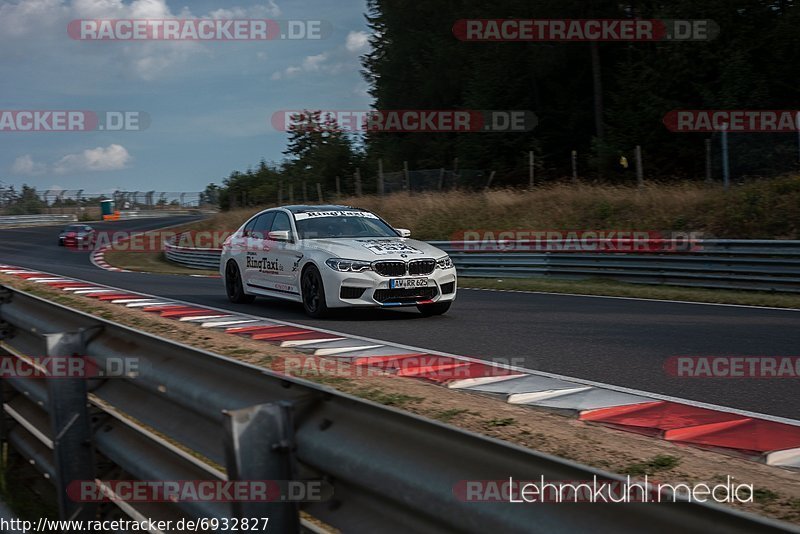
[325,258,372,273]
[436,255,453,270]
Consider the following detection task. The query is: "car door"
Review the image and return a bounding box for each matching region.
[264,211,303,296]
[242,211,275,290]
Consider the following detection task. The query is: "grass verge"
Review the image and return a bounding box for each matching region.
[1,272,799,525]
[185,176,800,240]
[99,222,218,276]
[102,249,217,276]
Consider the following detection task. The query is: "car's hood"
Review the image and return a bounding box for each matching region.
[301,237,445,261]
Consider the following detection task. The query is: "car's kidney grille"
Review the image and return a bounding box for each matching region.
[408,259,436,276]
[373,261,407,277]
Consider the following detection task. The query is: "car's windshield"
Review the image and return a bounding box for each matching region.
[64,225,87,232]
[294,212,399,239]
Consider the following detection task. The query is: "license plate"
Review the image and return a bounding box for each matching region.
[390,278,429,289]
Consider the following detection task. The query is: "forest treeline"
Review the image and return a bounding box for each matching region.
[212,0,800,209]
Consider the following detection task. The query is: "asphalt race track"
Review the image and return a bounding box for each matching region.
[0,217,798,419]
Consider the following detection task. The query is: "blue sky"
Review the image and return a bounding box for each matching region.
[0,0,371,194]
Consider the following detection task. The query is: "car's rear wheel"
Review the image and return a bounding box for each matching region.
[301,265,329,318]
[225,261,255,304]
[417,301,451,316]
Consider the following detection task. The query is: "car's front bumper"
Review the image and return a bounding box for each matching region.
[62,236,91,247]
[320,266,457,308]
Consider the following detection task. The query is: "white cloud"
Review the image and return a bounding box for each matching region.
[271,29,371,82]
[0,0,282,80]
[271,65,300,80]
[12,144,131,175]
[271,52,345,80]
[271,53,329,80]
[303,53,328,71]
[0,0,67,38]
[209,1,281,19]
[54,144,131,173]
[11,155,47,176]
[345,31,369,54]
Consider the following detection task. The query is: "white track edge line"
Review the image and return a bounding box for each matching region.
[460,286,800,312]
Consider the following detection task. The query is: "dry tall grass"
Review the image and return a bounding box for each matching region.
[187,176,800,240]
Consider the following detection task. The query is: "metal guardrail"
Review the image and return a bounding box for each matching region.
[118,210,199,220]
[0,286,791,533]
[429,240,800,293]
[164,235,221,270]
[0,214,76,227]
[164,237,800,293]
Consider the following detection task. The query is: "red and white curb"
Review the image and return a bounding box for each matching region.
[90,240,219,278]
[91,244,130,273]
[2,263,799,470]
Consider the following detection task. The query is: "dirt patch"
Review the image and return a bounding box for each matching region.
[2,273,799,525]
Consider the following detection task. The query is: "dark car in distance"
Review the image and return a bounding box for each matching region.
[58,224,96,248]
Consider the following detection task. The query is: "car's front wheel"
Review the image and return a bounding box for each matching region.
[301,265,329,318]
[417,301,451,316]
[225,260,255,304]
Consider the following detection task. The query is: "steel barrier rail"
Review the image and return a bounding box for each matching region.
[430,240,800,293]
[163,235,222,270]
[117,210,199,220]
[0,214,77,227]
[0,286,792,533]
[163,237,800,292]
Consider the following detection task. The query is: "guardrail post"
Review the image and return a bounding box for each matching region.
[0,287,17,471]
[223,401,300,533]
[44,331,97,523]
[0,287,12,340]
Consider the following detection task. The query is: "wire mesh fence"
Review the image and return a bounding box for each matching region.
[381,168,488,195]
[0,186,209,216]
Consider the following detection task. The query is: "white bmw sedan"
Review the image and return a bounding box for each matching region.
[220,205,457,317]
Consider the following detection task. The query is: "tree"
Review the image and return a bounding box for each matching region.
[361,0,800,181]
[200,183,221,206]
[282,110,360,194]
[6,185,46,215]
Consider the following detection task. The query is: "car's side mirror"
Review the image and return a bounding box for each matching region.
[268,230,291,242]
[396,228,411,238]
